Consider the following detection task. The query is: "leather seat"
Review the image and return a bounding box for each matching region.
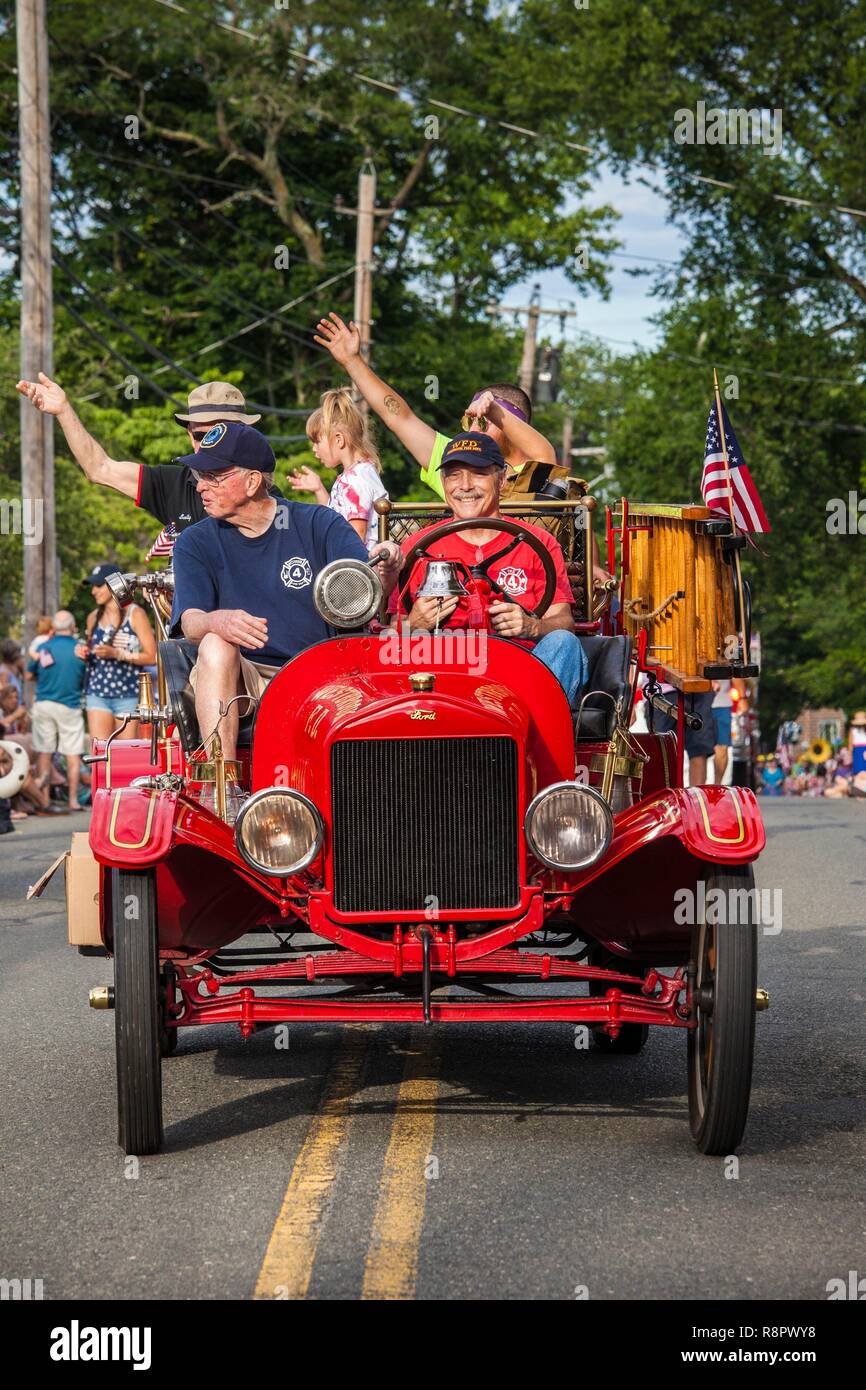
[573,635,633,741]
[159,639,258,754]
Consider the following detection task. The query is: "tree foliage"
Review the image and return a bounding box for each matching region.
[1,0,864,730]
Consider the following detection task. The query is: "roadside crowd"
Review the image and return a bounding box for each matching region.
[0,578,160,833]
[757,720,866,799]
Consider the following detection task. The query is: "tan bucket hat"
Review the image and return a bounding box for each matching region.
[851,710,866,727]
[174,381,261,427]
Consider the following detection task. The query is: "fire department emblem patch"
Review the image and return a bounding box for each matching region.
[495,565,528,596]
[200,422,228,448]
[281,556,313,590]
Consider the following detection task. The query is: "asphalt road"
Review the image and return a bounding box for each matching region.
[1,798,864,1301]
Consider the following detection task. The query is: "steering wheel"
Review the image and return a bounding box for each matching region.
[399,516,558,624]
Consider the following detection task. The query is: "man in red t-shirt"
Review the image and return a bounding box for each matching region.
[389,432,589,703]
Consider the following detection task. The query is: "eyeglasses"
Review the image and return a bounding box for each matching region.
[460,412,490,432]
[189,467,242,487]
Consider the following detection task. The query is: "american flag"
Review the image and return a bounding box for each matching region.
[145,521,178,562]
[701,398,770,533]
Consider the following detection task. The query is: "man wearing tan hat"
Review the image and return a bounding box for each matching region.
[15,374,274,538]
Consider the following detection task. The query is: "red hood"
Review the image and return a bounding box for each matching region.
[250,633,575,801]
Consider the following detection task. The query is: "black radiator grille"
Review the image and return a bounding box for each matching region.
[330,738,520,913]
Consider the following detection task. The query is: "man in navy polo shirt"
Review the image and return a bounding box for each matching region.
[171,422,401,759]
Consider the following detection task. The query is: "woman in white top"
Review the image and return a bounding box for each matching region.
[290,388,387,551]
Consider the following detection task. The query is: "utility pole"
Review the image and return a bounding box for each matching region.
[518,283,541,397]
[335,154,384,416]
[353,157,376,368]
[488,290,576,402]
[17,0,56,638]
[561,414,573,470]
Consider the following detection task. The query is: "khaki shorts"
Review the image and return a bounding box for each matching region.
[189,654,279,706]
[31,700,87,756]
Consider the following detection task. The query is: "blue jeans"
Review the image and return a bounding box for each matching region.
[532,630,589,705]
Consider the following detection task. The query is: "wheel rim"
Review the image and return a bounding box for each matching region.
[693,919,716,1120]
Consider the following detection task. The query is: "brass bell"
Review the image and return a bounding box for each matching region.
[416,560,469,599]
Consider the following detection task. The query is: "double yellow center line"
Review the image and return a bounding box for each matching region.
[254,1029,440,1301]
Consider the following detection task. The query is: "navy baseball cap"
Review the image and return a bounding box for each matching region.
[82,563,122,587]
[438,431,506,471]
[177,421,276,473]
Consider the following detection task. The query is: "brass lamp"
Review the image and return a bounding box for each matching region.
[189,732,242,822]
[590,724,648,814]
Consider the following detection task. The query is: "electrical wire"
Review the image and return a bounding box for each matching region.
[148,0,866,224]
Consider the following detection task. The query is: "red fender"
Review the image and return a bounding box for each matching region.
[89,786,177,867]
[562,783,764,892]
[676,785,765,862]
[606,784,764,869]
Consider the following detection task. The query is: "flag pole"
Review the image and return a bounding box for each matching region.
[712,368,749,669]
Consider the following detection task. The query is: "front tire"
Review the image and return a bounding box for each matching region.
[113,869,163,1155]
[687,865,757,1154]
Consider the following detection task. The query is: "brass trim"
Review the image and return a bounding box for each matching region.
[188,761,241,783]
[658,734,671,788]
[108,790,157,850]
[408,672,435,692]
[691,787,746,845]
[137,671,155,711]
[613,501,713,520]
[589,753,646,778]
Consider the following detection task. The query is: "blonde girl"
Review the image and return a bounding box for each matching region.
[290,389,387,550]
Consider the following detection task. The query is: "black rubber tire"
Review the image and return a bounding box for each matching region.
[113,868,164,1155]
[588,949,650,1054]
[688,865,757,1155]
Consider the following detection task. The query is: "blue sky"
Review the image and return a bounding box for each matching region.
[504,164,685,353]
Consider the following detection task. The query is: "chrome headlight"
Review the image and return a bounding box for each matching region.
[313,558,382,628]
[524,782,613,870]
[235,788,323,877]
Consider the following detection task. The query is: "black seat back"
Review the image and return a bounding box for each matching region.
[158,639,257,754]
[573,635,633,741]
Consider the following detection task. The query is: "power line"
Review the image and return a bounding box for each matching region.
[4,129,345,353]
[607,248,855,291]
[74,264,358,407]
[561,322,862,390]
[148,0,866,225]
[55,293,186,407]
[2,177,358,412]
